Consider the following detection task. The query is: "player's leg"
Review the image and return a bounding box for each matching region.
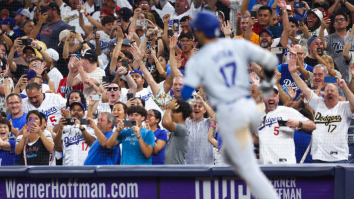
[217,99,278,199]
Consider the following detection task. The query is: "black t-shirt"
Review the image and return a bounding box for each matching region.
[13,64,27,81]
[7,31,18,43]
[304,56,319,67]
[0,0,24,18]
[20,138,50,165]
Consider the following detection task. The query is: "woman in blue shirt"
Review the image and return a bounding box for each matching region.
[146,109,168,165]
[0,118,16,165]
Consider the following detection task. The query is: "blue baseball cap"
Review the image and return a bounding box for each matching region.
[0,17,16,28]
[27,70,37,81]
[307,35,320,46]
[189,11,220,38]
[39,111,48,121]
[130,69,144,79]
[70,102,86,111]
[259,29,273,38]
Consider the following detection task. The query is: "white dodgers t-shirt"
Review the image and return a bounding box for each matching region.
[305,91,352,162]
[22,93,67,128]
[256,106,309,164]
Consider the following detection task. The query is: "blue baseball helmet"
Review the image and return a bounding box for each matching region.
[189,11,220,38]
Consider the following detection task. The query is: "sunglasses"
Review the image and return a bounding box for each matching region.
[107,87,119,91]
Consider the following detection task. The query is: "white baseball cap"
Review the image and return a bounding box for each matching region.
[308,8,323,21]
[45,48,59,61]
[58,29,70,46]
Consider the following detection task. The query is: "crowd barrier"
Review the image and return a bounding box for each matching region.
[0,164,350,199]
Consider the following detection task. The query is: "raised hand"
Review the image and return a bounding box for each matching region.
[32,62,47,76]
[169,36,178,50]
[116,26,124,41]
[277,0,287,10]
[117,66,127,75]
[124,26,134,41]
[270,15,281,26]
[286,85,298,100]
[335,77,346,88]
[167,100,180,110]
[115,119,124,132]
[321,17,331,29]
[129,46,144,61]
[250,72,260,85]
[163,14,170,24]
[222,20,235,37]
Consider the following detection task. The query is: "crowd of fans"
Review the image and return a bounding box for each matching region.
[0,0,353,166]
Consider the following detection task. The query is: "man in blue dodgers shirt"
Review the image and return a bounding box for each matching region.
[84,112,119,165]
[6,93,27,139]
[277,44,313,104]
[106,106,155,165]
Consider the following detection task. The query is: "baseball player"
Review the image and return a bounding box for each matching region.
[181,11,278,199]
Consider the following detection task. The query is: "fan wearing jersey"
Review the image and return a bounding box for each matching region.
[55,102,96,165]
[181,11,279,199]
[0,119,16,166]
[21,83,67,128]
[288,45,354,163]
[254,86,316,164]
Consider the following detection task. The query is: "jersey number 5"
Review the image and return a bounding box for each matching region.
[274,127,279,136]
[220,62,237,87]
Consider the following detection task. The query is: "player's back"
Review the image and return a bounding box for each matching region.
[185,38,258,107]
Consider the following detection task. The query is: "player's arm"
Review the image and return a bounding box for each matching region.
[287,45,312,101]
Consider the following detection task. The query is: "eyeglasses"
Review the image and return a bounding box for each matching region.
[107,87,119,91]
[7,101,20,105]
[297,52,304,55]
[147,114,155,118]
[335,18,346,22]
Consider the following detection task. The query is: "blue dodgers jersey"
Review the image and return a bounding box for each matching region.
[118,128,155,165]
[152,129,168,165]
[0,140,16,165]
[84,131,119,165]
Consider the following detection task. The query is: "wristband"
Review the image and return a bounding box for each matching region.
[137,135,141,139]
[81,41,87,44]
[36,76,41,78]
[80,127,86,132]
[80,10,85,14]
[131,40,136,44]
[210,124,216,128]
[37,47,42,51]
[347,38,353,42]
[272,6,277,9]
[85,13,89,17]
[157,37,162,40]
[124,71,129,76]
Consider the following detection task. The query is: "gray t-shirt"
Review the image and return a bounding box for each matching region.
[164,123,189,164]
[325,33,354,84]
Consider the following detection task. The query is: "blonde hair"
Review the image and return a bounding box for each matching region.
[321,55,334,70]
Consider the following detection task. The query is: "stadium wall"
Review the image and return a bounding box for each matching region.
[0,164,350,199]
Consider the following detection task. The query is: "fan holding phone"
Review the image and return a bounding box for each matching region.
[54,102,97,165]
[14,110,54,165]
[106,106,155,165]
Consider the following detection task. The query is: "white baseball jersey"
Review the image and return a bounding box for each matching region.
[22,93,67,128]
[47,68,64,91]
[305,91,352,161]
[61,125,96,165]
[184,38,278,108]
[256,106,309,164]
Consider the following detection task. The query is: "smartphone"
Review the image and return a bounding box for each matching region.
[122,59,129,70]
[28,117,36,131]
[123,120,136,128]
[70,54,80,59]
[93,26,97,35]
[127,93,134,100]
[102,76,109,83]
[251,11,257,18]
[146,41,151,51]
[92,95,102,101]
[299,19,304,26]
[323,11,329,18]
[136,19,143,26]
[167,29,173,37]
[79,119,90,125]
[278,120,287,127]
[20,39,31,46]
[173,19,179,32]
[204,6,211,11]
[271,47,283,54]
[66,118,76,125]
[324,76,337,83]
[72,26,76,34]
[294,2,302,8]
[40,5,47,15]
[23,68,28,75]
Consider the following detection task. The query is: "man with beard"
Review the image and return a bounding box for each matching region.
[54,102,97,165]
[21,83,67,128]
[40,2,71,53]
[254,85,315,164]
[321,13,352,84]
[233,15,259,45]
[289,45,354,163]
[84,112,119,165]
[13,8,31,37]
[304,36,324,67]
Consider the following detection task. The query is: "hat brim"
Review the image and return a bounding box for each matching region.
[189,20,196,30]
